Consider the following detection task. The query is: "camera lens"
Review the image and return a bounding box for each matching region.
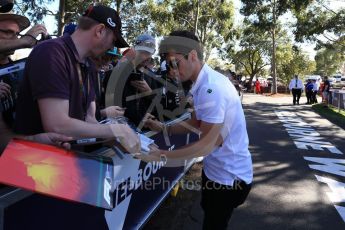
[41,34,52,41]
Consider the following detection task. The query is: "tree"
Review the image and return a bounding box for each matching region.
[144,0,235,61]
[240,0,311,94]
[295,1,345,54]
[315,48,344,77]
[232,21,271,87]
[14,0,146,38]
[277,45,316,85]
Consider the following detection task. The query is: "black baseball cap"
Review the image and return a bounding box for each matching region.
[83,4,129,48]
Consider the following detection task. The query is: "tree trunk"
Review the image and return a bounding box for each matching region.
[57,0,65,36]
[193,0,200,34]
[271,0,277,94]
[248,74,255,92]
[116,0,122,14]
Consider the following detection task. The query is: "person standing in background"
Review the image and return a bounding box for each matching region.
[288,75,303,105]
[311,79,319,104]
[255,78,261,94]
[305,79,313,104]
[321,76,331,107]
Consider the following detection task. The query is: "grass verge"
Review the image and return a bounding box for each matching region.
[312,104,345,129]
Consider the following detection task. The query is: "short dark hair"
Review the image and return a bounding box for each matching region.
[77,16,99,30]
[159,30,204,61]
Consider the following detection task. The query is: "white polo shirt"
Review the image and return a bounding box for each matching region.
[288,78,304,90]
[190,64,253,186]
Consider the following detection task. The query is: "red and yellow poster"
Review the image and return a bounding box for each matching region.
[0,139,113,210]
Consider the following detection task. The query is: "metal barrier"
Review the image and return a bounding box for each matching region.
[330,89,345,111]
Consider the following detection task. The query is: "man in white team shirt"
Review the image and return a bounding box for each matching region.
[137,31,253,230]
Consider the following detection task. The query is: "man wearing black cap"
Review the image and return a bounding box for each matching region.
[15,4,140,153]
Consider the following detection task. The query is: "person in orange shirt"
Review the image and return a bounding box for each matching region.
[255,79,261,94]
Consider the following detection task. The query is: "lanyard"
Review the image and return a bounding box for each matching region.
[76,63,90,120]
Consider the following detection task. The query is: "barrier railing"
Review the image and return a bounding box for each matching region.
[330,89,345,111]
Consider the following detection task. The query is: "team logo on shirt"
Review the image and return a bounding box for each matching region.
[207,89,212,94]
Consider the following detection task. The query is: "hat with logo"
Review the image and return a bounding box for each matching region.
[134,34,156,54]
[0,11,30,32]
[83,4,129,48]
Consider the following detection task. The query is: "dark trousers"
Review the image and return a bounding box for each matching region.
[306,90,313,104]
[312,91,318,104]
[292,88,302,105]
[201,170,252,230]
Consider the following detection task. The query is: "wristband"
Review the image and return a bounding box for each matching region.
[21,34,38,45]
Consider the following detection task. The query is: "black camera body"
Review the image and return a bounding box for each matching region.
[129,72,144,81]
[39,34,52,42]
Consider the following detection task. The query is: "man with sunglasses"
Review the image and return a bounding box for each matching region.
[139,31,253,230]
[0,11,48,54]
[0,10,49,149]
[14,5,140,154]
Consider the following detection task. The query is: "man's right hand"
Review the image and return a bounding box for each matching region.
[0,81,11,98]
[101,106,125,118]
[143,113,164,132]
[20,24,48,47]
[110,124,140,153]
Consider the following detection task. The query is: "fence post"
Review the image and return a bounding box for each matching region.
[338,91,341,112]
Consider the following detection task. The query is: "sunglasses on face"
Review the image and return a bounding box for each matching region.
[167,55,188,70]
[0,29,20,39]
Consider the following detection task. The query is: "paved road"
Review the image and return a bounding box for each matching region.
[147,93,345,230]
[228,94,345,229]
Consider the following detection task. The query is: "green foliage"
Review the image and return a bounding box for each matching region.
[14,0,148,38]
[207,58,222,69]
[294,2,345,42]
[276,45,316,85]
[241,0,311,31]
[315,47,345,76]
[294,1,344,57]
[14,0,57,23]
[312,103,345,130]
[232,21,271,85]
[144,0,235,61]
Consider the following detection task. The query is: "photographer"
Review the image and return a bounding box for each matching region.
[110,34,158,127]
[0,11,47,149]
[0,12,48,54]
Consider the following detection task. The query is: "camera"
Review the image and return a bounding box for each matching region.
[0,94,14,112]
[39,34,52,42]
[130,72,144,81]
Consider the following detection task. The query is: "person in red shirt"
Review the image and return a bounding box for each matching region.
[255,79,261,94]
